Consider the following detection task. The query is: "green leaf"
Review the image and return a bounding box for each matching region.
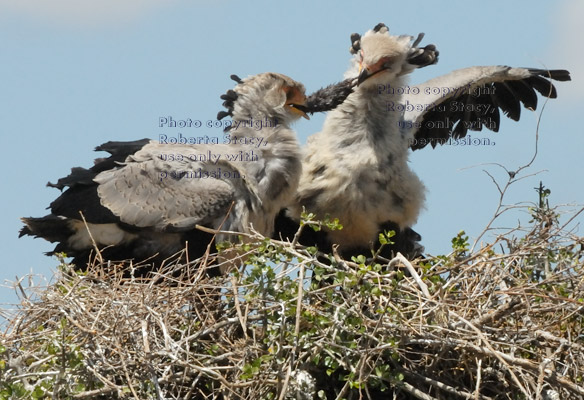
[379,233,388,245]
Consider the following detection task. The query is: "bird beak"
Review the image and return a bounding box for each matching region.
[288,103,310,120]
[357,64,371,85]
[284,86,310,119]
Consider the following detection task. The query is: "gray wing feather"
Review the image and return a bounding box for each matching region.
[402,66,523,130]
[94,142,249,231]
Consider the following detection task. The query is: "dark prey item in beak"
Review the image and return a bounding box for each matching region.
[303,78,356,114]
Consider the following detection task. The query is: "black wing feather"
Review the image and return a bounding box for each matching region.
[410,69,570,150]
[526,75,558,98]
[506,80,538,111]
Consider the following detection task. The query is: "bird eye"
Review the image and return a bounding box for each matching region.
[284,86,304,103]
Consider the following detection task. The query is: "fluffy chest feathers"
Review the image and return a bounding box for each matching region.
[294,85,425,247]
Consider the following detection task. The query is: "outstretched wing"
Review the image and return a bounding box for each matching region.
[400,66,571,150]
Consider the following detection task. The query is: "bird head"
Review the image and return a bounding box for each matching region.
[217,72,309,125]
[349,23,415,87]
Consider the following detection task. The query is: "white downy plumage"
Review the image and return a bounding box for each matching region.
[285,23,570,258]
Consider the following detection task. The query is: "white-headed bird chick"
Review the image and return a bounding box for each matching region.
[278,22,569,260]
[20,72,326,276]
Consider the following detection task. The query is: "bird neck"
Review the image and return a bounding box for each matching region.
[228,115,281,135]
[224,122,301,175]
[321,77,409,151]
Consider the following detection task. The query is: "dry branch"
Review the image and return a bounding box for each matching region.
[2,205,584,400]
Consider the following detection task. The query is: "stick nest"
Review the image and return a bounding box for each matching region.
[2,207,584,400]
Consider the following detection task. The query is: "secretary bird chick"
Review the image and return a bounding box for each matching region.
[276,23,570,261]
[20,72,357,276]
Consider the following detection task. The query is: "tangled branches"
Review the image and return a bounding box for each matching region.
[2,199,584,399]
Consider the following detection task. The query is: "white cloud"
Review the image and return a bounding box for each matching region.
[548,0,584,104]
[0,0,178,28]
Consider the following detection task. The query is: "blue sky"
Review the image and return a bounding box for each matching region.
[1,0,582,317]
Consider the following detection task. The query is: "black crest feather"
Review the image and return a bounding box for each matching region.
[216,78,241,122]
[349,33,361,54]
[373,23,387,32]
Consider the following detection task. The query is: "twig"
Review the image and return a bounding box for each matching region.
[389,253,431,298]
